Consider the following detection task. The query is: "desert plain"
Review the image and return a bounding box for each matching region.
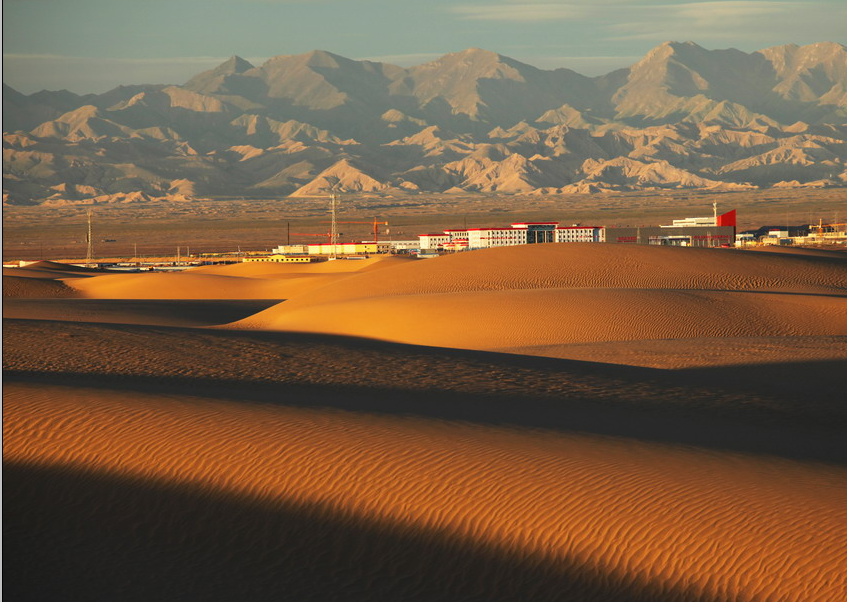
[4,220,847,601]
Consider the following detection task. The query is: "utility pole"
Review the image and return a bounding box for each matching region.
[176,246,180,265]
[287,221,291,246]
[134,243,138,267]
[86,209,94,266]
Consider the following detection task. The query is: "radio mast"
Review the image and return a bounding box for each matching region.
[86,209,94,266]
[330,193,339,259]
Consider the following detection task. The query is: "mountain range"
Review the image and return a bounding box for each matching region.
[4,41,847,205]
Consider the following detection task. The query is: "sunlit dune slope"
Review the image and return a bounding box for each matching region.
[239,287,847,350]
[266,245,847,312]
[66,272,292,300]
[187,254,401,276]
[61,257,402,300]
[5,382,847,602]
[233,245,847,355]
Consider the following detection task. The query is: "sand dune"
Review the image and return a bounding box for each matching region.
[239,288,847,352]
[255,245,847,315]
[4,243,847,600]
[66,271,291,300]
[20,260,104,273]
[233,245,847,362]
[61,256,402,301]
[5,378,846,602]
[3,275,80,298]
[743,245,847,259]
[187,255,400,276]
[3,299,278,327]
[3,266,100,281]
[500,335,847,368]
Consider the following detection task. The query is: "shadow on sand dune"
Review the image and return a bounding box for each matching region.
[4,462,723,602]
[2,299,282,327]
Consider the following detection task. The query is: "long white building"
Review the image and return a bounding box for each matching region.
[420,222,604,251]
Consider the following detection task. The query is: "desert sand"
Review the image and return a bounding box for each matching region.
[4,243,847,601]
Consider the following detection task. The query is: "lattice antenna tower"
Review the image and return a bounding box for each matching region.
[330,193,339,259]
[86,209,94,266]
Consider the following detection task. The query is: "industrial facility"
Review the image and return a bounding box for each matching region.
[604,207,736,247]
[254,203,840,263]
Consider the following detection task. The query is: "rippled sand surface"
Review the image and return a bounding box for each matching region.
[4,245,847,601]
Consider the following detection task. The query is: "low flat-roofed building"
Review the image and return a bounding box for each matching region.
[305,242,391,255]
[271,244,308,255]
[381,240,420,251]
[243,254,319,263]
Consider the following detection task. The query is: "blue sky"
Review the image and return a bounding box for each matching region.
[3,0,845,94]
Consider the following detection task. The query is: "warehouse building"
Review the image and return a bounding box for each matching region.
[606,209,736,247]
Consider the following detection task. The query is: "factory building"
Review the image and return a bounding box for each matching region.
[606,209,737,247]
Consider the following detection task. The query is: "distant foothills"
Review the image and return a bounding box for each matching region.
[3,41,847,205]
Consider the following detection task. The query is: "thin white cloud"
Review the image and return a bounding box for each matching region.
[451,3,594,22]
[448,0,846,45]
[357,53,444,66]
[605,1,843,41]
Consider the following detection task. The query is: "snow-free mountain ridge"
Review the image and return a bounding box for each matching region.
[4,42,847,204]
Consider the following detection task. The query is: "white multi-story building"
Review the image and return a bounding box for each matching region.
[555,226,605,243]
[421,222,605,251]
[467,227,527,248]
[419,234,450,250]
